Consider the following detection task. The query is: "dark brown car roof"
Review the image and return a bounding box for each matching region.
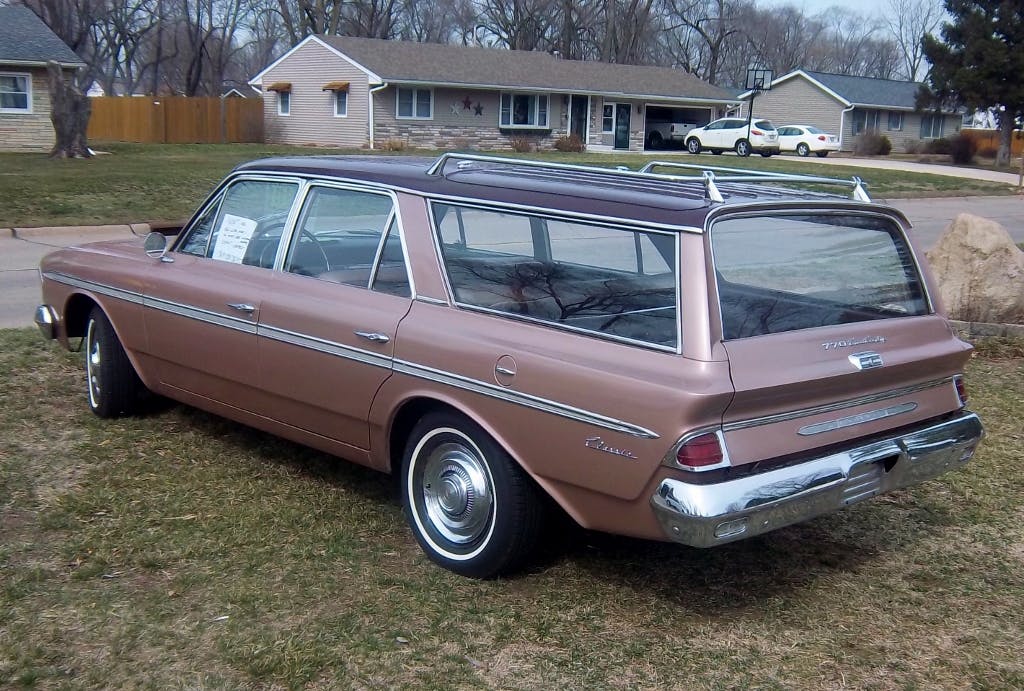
[234,155,866,230]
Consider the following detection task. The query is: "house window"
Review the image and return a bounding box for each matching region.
[0,73,30,113]
[921,114,943,139]
[278,91,290,116]
[852,109,880,135]
[499,92,549,128]
[887,111,903,131]
[334,90,347,117]
[397,87,432,119]
[602,104,614,133]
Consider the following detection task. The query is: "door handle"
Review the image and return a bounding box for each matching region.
[355,331,390,344]
[227,302,256,313]
[495,366,516,376]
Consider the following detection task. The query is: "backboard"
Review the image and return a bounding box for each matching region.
[745,68,774,92]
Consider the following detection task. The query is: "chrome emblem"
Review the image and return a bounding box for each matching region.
[585,436,637,459]
[798,402,917,435]
[848,351,884,370]
[822,336,886,350]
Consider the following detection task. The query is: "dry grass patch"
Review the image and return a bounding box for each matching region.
[1,328,1022,688]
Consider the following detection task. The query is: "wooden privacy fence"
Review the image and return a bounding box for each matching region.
[88,96,264,144]
[960,127,1024,156]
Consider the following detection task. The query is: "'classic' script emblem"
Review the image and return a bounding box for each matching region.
[821,335,886,350]
[585,437,637,459]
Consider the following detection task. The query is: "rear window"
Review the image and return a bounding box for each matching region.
[712,214,929,340]
[754,120,775,130]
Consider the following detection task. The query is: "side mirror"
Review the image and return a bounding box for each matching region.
[144,231,169,260]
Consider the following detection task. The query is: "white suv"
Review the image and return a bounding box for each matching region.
[685,118,780,157]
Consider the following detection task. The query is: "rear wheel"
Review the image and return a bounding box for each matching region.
[686,138,702,154]
[735,139,751,157]
[647,131,664,149]
[796,142,811,157]
[816,151,829,158]
[85,307,146,418]
[401,411,543,578]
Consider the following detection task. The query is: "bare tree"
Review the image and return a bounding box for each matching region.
[47,60,92,158]
[659,0,745,84]
[886,0,942,80]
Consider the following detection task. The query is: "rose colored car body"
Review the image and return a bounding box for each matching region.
[35,154,983,578]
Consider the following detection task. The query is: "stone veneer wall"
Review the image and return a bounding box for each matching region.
[374,122,566,151]
[0,69,56,152]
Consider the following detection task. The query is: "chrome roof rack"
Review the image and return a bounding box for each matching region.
[425,152,872,203]
[639,160,872,202]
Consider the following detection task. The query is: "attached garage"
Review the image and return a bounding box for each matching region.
[644,105,713,150]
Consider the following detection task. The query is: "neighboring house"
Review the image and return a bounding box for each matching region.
[737,70,959,152]
[0,6,85,152]
[248,35,736,151]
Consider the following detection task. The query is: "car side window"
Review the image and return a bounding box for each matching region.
[370,218,412,297]
[180,179,300,266]
[284,186,398,289]
[177,192,223,256]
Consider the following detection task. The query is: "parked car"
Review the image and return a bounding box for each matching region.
[684,117,780,157]
[35,154,983,579]
[778,124,841,157]
[646,121,698,149]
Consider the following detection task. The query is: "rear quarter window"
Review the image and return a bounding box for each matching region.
[712,213,929,340]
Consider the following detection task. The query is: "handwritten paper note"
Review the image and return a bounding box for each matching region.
[211,214,258,264]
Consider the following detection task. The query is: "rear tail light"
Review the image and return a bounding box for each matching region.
[675,432,725,469]
[670,125,675,133]
[954,375,968,407]
[818,135,826,141]
[751,129,763,136]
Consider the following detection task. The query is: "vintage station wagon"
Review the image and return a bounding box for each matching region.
[35,154,984,578]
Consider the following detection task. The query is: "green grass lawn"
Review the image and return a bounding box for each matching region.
[1,327,1022,688]
[0,143,1016,228]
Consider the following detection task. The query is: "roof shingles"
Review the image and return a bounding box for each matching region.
[0,6,84,67]
[803,71,922,110]
[316,35,733,102]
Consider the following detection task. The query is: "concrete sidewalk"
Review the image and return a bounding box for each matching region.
[784,154,1023,186]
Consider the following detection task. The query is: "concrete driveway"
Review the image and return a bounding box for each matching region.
[3,195,1023,328]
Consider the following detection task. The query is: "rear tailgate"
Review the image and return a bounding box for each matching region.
[710,210,972,466]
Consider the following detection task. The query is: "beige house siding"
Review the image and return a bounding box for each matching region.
[740,76,846,142]
[261,40,370,148]
[373,86,568,150]
[0,68,56,152]
[845,109,959,152]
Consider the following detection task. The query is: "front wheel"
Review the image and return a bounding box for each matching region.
[686,138,701,154]
[735,139,751,157]
[647,131,663,149]
[796,142,810,157]
[401,411,543,578]
[85,307,146,418]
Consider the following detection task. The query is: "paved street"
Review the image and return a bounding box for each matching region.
[2,195,1022,328]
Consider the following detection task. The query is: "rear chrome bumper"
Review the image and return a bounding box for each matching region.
[651,411,983,547]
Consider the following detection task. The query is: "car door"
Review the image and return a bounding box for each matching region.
[256,184,413,451]
[777,126,798,151]
[142,176,301,410]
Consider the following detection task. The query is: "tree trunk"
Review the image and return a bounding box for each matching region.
[997,112,1013,168]
[47,61,92,159]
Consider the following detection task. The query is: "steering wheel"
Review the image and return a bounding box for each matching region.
[286,229,331,275]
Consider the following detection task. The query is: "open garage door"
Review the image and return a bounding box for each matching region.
[645,106,713,150]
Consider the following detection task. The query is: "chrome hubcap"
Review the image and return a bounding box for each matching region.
[421,441,493,545]
[86,319,101,408]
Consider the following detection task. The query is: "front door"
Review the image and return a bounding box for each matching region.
[570,95,588,141]
[614,103,631,149]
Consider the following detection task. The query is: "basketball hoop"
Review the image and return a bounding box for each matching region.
[745,68,774,93]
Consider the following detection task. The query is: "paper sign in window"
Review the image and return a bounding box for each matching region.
[211,214,258,264]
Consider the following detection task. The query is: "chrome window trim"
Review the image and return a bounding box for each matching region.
[722,377,953,432]
[705,207,935,342]
[43,273,655,439]
[426,199,683,354]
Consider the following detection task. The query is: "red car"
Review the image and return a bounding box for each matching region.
[35,154,983,578]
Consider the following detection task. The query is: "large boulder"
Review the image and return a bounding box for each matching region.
[926,213,1024,324]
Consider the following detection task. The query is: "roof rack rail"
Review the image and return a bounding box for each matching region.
[425,152,872,204]
[639,160,871,202]
[426,152,692,184]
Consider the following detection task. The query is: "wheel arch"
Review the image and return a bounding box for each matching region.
[64,292,154,390]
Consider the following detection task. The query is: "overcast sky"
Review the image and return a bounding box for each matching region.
[767,0,898,21]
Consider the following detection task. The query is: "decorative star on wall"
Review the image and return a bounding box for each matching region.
[462,96,473,110]
[450,102,460,116]
[473,102,484,116]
